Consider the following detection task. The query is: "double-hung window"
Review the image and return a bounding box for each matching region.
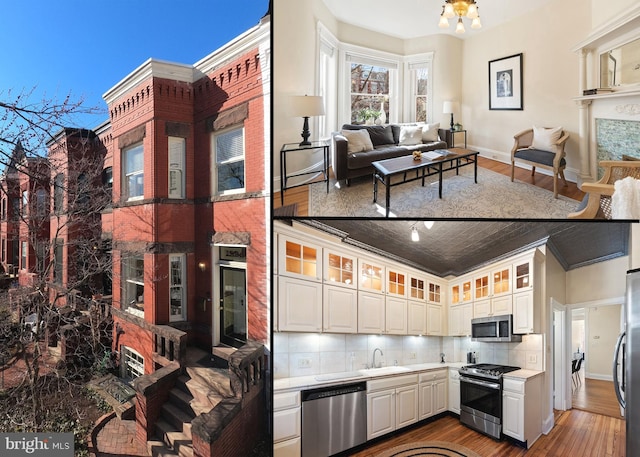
[169,254,186,321]
[168,137,185,199]
[406,55,434,123]
[214,127,245,194]
[123,255,144,317]
[121,346,144,380]
[54,173,64,213]
[21,191,28,216]
[123,143,144,200]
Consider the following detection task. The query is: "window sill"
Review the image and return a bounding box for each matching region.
[126,307,144,319]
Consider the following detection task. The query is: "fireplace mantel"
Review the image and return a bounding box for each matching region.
[572,5,640,186]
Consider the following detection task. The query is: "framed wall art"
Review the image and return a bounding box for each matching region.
[489,53,523,110]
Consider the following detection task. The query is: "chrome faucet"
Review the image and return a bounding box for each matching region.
[372,348,384,369]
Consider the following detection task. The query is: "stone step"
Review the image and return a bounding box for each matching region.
[211,345,237,368]
[155,420,192,455]
[147,439,178,457]
[169,387,195,416]
[175,375,192,394]
[161,402,195,435]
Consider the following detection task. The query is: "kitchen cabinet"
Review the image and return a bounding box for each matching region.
[503,375,543,448]
[274,391,301,457]
[367,374,419,440]
[451,278,472,305]
[426,303,444,336]
[386,267,407,298]
[409,274,427,301]
[448,369,460,414]
[323,284,358,333]
[324,249,356,288]
[358,291,385,334]
[428,281,443,305]
[513,258,533,292]
[359,258,385,293]
[278,235,322,282]
[448,303,472,336]
[473,294,513,318]
[513,290,537,334]
[278,276,322,332]
[386,296,408,335]
[408,300,427,335]
[419,369,447,420]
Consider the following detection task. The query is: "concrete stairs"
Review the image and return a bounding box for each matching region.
[147,347,235,457]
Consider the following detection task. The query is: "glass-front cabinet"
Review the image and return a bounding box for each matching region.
[474,273,490,301]
[278,235,322,282]
[359,258,385,293]
[450,279,471,305]
[324,249,356,289]
[386,267,407,298]
[409,274,426,301]
[492,266,511,296]
[428,281,442,304]
[514,258,533,292]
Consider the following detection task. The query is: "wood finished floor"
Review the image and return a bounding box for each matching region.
[348,409,625,457]
[273,157,586,216]
[572,374,624,419]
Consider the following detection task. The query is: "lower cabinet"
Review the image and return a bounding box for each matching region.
[502,375,543,448]
[367,374,419,440]
[448,369,460,414]
[419,369,447,420]
[274,391,301,457]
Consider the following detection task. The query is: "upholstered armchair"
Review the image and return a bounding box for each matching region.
[568,160,640,219]
[510,127,570,198]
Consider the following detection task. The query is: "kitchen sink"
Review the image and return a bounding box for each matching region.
[360,366,412,376]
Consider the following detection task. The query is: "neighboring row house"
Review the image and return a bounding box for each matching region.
[0,10,271,457]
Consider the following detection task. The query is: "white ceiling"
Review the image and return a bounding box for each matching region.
[321,0,556,40]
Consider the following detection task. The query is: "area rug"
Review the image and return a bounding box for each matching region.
[377,441,482,457]
[309,167,579,218]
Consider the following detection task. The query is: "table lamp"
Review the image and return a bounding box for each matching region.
[443,101,459,131]
[291,95,325,146]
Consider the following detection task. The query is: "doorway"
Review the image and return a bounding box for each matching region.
[219,266,247,348]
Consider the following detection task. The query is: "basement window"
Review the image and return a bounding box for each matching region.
[121,346,144,380]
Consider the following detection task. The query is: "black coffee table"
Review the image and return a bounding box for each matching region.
[372,148,479,217]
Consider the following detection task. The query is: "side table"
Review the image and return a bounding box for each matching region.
[443,129,467,148]
[280,141,330,205]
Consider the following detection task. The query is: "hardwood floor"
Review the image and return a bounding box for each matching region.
[572,375,624,419]
[273,157,586,216]
[348,410,625,457]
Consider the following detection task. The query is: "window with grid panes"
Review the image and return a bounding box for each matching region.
[214,127,244,194]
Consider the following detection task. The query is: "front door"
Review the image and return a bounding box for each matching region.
[220,266,247,347]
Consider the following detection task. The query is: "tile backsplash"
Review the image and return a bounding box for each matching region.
[273,332,544,379]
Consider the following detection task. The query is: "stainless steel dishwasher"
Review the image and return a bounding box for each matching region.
[301,381,367,457]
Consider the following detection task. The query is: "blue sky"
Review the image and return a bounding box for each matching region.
[0,0,269,131]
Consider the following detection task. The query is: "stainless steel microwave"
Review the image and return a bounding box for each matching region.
[471,314,522,342]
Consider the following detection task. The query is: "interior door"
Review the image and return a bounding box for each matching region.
[220,266,247,347]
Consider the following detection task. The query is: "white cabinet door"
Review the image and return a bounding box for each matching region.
[385,296,407,335]
[419,382,434,420]
[428,281,443,305]
[359,258,385,293]
[449,303,472,336]
[473,299,491,318]
[513,257,534,292]
[461,303,473,336]
[409,274,427,301]
[513,290,534,334]
[323,285,358,333]
[324,249,357,289]
[386,267,408,298]
[492,294,513,316]
[426,303,443,336]
[367,389,395,440]
[278,276,322,332]
[396,384,419,429]
[448,376,460,414]
[278,235,322,282]
[503,391,524,440]
[408,300,427,335]
[434,378,447,414]
[358,291,386,334]
[273,406,301,443]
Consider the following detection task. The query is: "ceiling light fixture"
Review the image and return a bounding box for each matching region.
[411,227,420,242]
[438,0,482,34]
[424,221,435,230]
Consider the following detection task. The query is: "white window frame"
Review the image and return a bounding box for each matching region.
[168,137,185,199]
[404,54,434,123]
[316,22,339,139]
[123,254,144,318]
[212,126,245,196]
[21,190,28,216]
[123,143,144,201]
[340,44,400,125]
[121,346,144,380]
[21,241,27,270]
[169,254,186,322]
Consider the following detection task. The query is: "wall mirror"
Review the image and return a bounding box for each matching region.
[600,36,640,88]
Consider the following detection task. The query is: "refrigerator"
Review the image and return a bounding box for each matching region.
[614,268,640,453]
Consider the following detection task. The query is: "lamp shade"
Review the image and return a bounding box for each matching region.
[443,101,454,114]
[291,95,325,117]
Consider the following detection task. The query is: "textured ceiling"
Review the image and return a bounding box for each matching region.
[299,220,631,277]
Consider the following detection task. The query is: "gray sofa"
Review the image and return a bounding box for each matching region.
[332,124,448,184]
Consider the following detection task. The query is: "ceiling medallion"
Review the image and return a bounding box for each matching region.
[438,0,482,34]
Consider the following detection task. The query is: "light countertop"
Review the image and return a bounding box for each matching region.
[503,369,544,380]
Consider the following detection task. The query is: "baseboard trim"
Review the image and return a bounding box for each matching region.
[585,373,613,382]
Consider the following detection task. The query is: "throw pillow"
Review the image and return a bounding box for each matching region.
[365,125,395,146]
[422,123,440,142]
[530,126,563,152]
[399,125,423,145]
[341,129,374,153]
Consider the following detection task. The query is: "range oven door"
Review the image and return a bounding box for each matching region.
[459,375,502,439]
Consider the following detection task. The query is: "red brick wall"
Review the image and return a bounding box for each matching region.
[113,315,154,375]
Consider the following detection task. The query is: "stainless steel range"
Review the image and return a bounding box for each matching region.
[459,363,521,439]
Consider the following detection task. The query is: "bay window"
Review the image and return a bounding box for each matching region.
[168,137,185,199]
[123,143,144,200]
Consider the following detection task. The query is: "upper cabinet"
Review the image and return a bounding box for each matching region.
[409,274,427,301]
[324,249,356,289]
[492,265,512,296]
[386,267,407,298]
[451,278,472,305]
[428,281,443,305]
[513,258,533,292]
[278,235,322,282]
[359,258,385,293]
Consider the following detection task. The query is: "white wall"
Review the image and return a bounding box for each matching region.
[592,0,639,29]
[566,256,627,304]
[586,305,621,380]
